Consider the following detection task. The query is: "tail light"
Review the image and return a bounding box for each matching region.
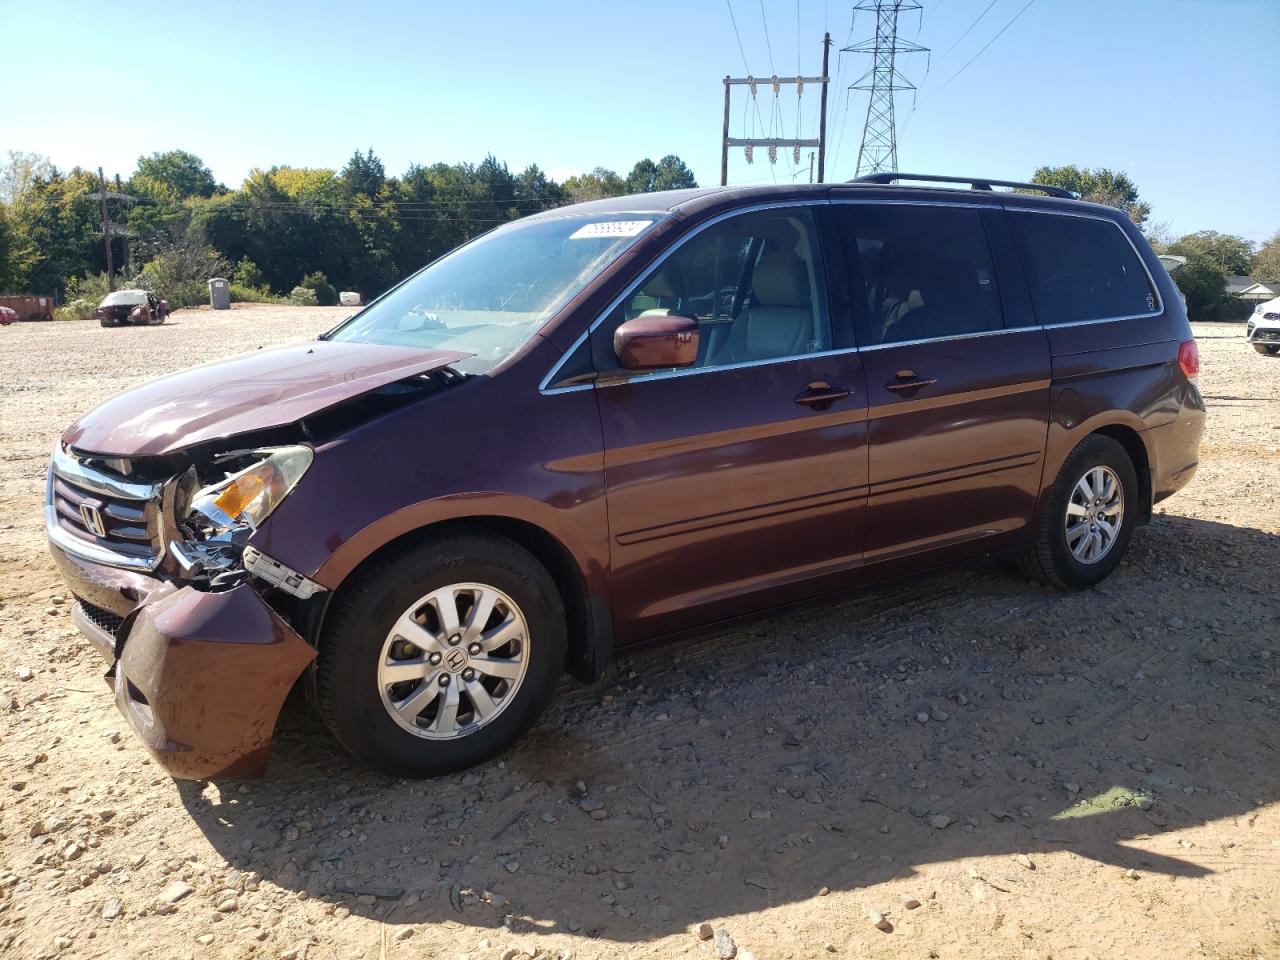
[1178,339,1199,382]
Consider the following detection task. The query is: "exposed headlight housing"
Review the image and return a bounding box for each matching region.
[190,445,313,532]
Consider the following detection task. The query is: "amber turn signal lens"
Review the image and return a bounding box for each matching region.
[212,470,270,518]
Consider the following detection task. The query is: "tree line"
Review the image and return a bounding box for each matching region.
[0,149,698,308]
[1,152,1274,321]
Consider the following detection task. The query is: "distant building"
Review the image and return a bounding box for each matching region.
[1233,279,1280,303]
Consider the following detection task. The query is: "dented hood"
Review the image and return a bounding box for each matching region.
[63,340,471,456]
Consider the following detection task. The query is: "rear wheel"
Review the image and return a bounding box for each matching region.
[1018,435,1138,590]
[316,531,566,777]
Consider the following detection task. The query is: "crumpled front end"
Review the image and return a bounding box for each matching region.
[112,584,316,779]
[46,442,326,780]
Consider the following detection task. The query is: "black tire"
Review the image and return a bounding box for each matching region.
[99,318,116,328]
[1253,343,1280,356]
[1017,435,1138,590]
[315,530,566,777]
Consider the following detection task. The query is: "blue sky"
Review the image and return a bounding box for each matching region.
[2,0,1277,243]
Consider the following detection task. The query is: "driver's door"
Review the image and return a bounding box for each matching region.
[591,206,870,644]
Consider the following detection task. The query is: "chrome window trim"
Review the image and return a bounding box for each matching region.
[858,325,1041,352]
[536,197,1167,395]
[599,345,864,388]
[1002,205,1165,324]
[539,199,830,395]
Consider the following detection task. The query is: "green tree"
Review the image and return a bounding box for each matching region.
[233,256,266,290]
[1029,165,1150,226]
[1167,230,1256,277]
[1252,231,1280,281]
[131,150,217,200]
[1171,257,1227,320]
[625,155,698,193]
[342,148,386,197]
[0,150,54,204]
[562,167,626,202]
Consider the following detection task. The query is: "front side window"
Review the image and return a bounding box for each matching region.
[1009,212,1157,325]
[597,207,831,374]
[330,214,658,374]
[835,204,1005,347]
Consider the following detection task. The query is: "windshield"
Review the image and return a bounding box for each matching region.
[329,213,660,374]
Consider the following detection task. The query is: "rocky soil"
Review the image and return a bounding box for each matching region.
[0,308,1276,960]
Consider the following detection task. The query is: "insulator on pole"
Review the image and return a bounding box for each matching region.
[744,144,754,164]
[768,145,777,164]
[747,76,756,96]
[796,78,803,96]
[771,75,780,95]
[793,145,801,164]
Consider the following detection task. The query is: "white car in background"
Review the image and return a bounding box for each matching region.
[1247,296,1280,356]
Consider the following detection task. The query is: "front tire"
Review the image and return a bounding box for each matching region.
[315,531,566,777]
[1018,435,1138,590]
[1253,343,1279,356]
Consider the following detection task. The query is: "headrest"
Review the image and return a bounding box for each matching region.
[752,253,810,307]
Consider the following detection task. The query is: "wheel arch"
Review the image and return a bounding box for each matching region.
[317,514,611,684]
[1090,423,1153,524]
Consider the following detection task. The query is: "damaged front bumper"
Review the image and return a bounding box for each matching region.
[51,542,317,779]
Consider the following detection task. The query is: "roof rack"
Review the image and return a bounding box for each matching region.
[850,172,1075,200]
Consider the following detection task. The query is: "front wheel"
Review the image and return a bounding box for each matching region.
[315,531,566,777]
[1018,435,1138,590]
[1253,343,1279,356]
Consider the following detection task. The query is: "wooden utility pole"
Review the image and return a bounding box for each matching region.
[720,76,732,188]
[115,174,130,278]
[98,167,115,291]
[720,34,831,187]
[817,32,831,184]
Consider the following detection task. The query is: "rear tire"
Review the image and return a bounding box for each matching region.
[1017,435,1138,590]
[315,531,566,777]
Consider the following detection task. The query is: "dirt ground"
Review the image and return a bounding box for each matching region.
[0,305,1276,960]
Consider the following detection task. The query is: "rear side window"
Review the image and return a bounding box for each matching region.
[1009,212,1157,325]
[834,204,1004,347]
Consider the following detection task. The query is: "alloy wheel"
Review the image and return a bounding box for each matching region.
[376,582,529,739]
[1064,465,1124,564]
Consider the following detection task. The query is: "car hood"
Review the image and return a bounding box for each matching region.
[63,340,472,456]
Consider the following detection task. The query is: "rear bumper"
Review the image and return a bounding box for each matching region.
[50,541,315,779]
[1145,384,1206,504]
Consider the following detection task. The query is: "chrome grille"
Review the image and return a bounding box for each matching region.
[46,445,167,571]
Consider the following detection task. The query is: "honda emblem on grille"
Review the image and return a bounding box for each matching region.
[79,503,107,537]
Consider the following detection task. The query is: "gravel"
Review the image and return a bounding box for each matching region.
[0,312,1275,959]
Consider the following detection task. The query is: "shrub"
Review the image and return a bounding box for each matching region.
[289,285,319,306]
[299,271,337,306]
[67,272,123,304]
[54,298,96,321]
[229,282,284,304]
[233,257,266,291]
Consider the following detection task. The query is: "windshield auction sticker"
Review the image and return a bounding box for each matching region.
[569,220,654,239]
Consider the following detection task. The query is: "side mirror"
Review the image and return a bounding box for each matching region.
[613,313,699,372]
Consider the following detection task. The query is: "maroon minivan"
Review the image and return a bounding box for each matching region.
[46,174,1205,779]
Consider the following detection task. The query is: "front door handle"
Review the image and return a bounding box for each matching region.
[885,369,937,394]
[795,382,851,410]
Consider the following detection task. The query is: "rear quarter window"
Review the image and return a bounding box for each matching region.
[1009,212,1157,325]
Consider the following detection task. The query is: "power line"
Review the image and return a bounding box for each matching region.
[937,0,1036,91]
[725,0,752,73]
[759,0,776,74]
[937,0,1000,62]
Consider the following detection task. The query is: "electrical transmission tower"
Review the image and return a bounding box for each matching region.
[846,1,928,176]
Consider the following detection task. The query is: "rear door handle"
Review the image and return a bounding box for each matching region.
[795,382,852,410]
[885,369,937,393]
